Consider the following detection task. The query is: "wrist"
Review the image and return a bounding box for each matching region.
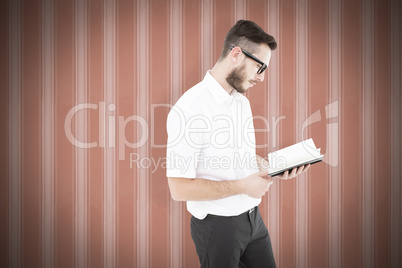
[231,179,245,196]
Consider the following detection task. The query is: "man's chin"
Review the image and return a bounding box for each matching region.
[235,85,248,94]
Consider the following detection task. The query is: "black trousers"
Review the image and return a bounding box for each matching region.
[190,206,276,268]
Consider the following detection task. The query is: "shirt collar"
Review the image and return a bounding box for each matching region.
[203,71,240,106]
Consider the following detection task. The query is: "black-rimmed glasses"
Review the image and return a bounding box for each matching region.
[230,46,267,74]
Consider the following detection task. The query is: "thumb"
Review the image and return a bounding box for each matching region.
[258,170,269,177]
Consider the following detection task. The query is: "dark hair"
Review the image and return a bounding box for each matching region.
[219,20,277,61]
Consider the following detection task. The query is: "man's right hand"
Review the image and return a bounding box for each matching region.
[238,170,273,199]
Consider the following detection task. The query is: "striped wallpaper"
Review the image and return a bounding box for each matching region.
[1,0,401,267]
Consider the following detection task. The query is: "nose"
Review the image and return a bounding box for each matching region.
[256,71,265,82]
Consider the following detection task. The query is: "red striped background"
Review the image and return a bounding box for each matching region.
[1,0,401,267]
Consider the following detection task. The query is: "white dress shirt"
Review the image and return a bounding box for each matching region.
[166,71,260,219]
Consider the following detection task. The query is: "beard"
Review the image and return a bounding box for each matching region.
[226,64,247,94]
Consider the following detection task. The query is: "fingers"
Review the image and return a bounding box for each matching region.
[267,178,274,187]
[295,165,305,176]
[296,164,311,176]
[277,164,311,180]
[243,171,274,198]
[275,170,288,180]
[290,166,298,177]
[304,164,311,172]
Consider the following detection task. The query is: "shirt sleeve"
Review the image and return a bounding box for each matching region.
[166,105,210,178]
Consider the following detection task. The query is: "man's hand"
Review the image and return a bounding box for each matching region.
[238,170,273,199]
[276,164,311,180]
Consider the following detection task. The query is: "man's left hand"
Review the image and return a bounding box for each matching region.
[276,164,311,180]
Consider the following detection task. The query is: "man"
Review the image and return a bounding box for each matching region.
[166,20,310,268]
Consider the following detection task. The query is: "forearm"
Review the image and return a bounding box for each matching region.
[168,177,243,201]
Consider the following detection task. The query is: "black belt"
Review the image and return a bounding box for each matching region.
[207,206,256,218]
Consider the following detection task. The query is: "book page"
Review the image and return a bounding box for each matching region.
[267,138,322,173]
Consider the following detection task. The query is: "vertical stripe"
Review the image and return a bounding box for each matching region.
[88,0,104,266]
[391,1,401,267]
[328,0,341,267]
[104,0,116,267]
[88,1,105,266]
[279,1,297,266]
[55,0,75,265]
[169,0,183,267]
[9,0,21,267]
[267,0,280,151]
[0,0,10,266]
[234,0,246,22]
[362,0,374,266]
[214,0,232,61]
[182,2,202,266]
[22,1,42,264]
[116,0,136,266]
[373,0,392,265]
[201,0,213,75]
[267,0,280,264]
[75,0,88,267]
[149,1,171,264]
[137,0,149,267]
[42,0,54,267]
[295,0,308,267]
[170,0,183,103]
[308,1,329,267]
[341,0,363,265]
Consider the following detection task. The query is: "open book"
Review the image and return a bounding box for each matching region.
[267,138,324,177]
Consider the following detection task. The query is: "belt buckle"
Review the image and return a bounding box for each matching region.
[248,207,255,214]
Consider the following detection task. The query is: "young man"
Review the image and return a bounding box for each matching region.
[166,20,310,268]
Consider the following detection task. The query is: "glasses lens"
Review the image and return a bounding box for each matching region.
[257,64,267,74]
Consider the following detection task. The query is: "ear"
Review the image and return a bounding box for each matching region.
[230,46,242,63]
